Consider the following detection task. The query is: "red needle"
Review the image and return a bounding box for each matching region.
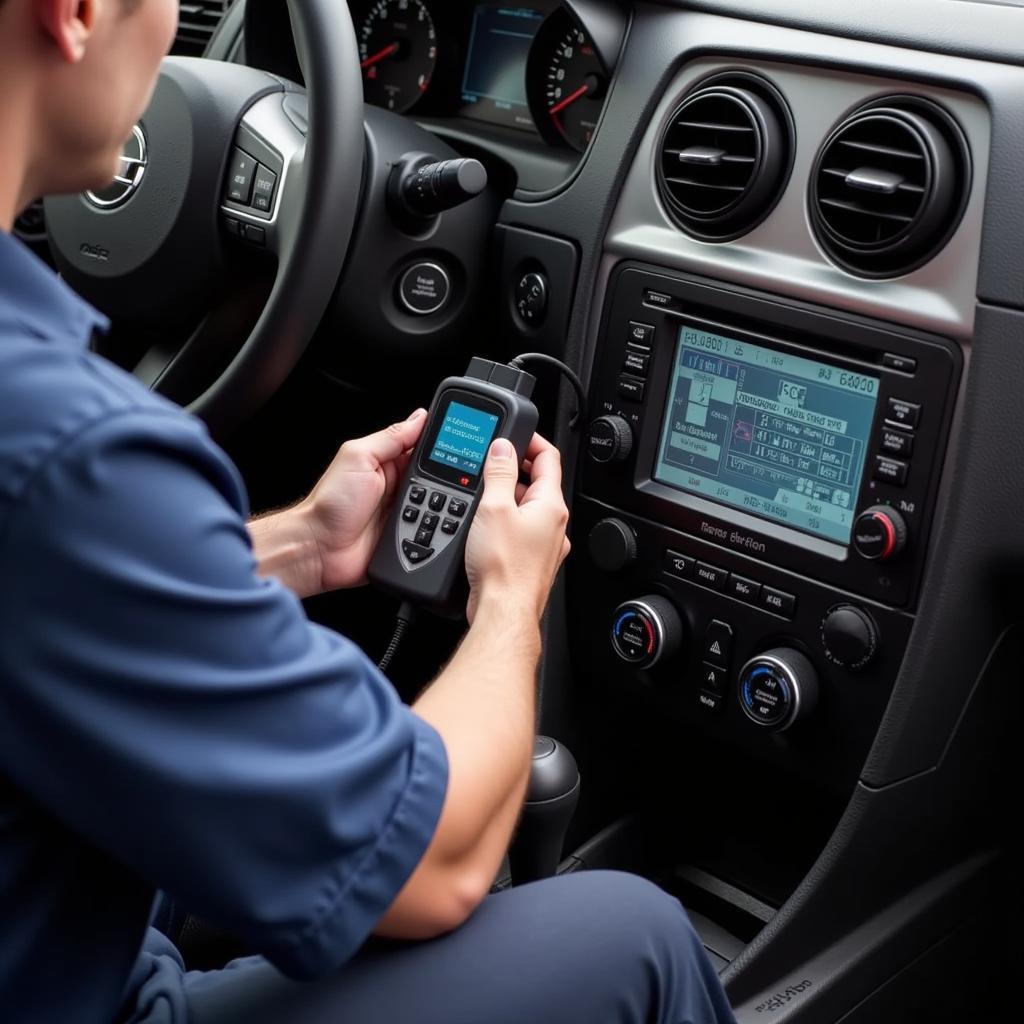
[361,42,399,70]
[548,83,590,117]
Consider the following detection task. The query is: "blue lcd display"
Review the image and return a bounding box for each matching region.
[655,327,880,545]
[429,401,501,477]
[460,6,544,131]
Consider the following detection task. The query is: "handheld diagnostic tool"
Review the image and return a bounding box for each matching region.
[369,358,539,615]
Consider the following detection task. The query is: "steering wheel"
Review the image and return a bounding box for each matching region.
[44,0,363,438]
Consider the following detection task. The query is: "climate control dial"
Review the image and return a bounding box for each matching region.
[853,506,907,562]
[611,596,683,669]
[738,648,819,731]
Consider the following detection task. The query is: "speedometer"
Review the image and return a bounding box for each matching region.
[358,0,437,114]
[527,12,607,152]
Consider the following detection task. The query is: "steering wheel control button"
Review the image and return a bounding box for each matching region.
[401,540,434,564]
[627,321,656,349]
[760,587,796,619]
[401,506,420,524]
[729,575,762,604]
[447,498,468,518]
[409,486,426,505]
[588,519,637,573]
[616,376,645,402]
[587,415,633,464]
[611,596,684,670]
[664,549,695,581]
[695,562,728,592]
[853,506,907,562]
[873,456,909,487]
[702,621,734,669]
[515,272,549,326]
[700,663,727,695]
[241,224,266,247]
[223,217,241,238]
[441,518,459,536]
[251,164,278,214]
[226,148,256,205]
[822,605,879,671]
[739,649,819,731]
[428,492,446,512]
[885,398,921,429]
[399,262,451,316]
[880,427,914,458]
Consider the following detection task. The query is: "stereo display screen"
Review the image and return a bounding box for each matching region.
[655,327,880,545]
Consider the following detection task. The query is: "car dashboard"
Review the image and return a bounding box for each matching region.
[179,0,1024,1019]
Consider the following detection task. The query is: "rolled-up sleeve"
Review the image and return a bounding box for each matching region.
[0,407,448,979]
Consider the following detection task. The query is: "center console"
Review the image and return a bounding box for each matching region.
[571,264,961,787]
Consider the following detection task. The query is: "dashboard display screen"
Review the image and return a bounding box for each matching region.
[460,5,544,131]
[429,400,501,478]
[655,327,880,545]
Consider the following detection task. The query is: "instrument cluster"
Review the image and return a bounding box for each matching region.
[353,0,611,153]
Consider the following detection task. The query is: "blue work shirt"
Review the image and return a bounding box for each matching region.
[0,231,448,1023]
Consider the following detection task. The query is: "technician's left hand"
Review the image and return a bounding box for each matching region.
[302,408,428,591]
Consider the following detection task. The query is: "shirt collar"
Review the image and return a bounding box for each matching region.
[0,229,110,348]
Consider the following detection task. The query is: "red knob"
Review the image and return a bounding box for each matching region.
[853,506,907,562]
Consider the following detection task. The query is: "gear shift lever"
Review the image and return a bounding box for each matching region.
[508,736,580,885]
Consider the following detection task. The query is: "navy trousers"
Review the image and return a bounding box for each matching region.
[184,871,737,1024]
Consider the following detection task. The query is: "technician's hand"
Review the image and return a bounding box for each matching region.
[302,409,428,591]
[464,433,571,625]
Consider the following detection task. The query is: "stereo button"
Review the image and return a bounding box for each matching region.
[695,562,728,591]
[760,588,796,618]
[623,351,650,377]
[883,353,917,374]
[886,398,921,429]
[880,428,914,458]
[627,322,655,349]
[664,549,694,580]
[696,690,725,714]
[617,376,645,402]
[703,621,734,669]
[700,663,727,695]
[874,456,909,487]
[729,575,761,604]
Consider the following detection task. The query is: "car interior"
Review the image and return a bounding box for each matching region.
[21,0,1024,1018]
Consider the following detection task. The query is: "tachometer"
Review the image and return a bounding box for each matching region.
[358,0,437,114]
[527,13,608,152]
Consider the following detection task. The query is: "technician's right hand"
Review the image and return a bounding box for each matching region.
[464,433,571,625]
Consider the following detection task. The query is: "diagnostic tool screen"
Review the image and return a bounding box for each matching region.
[429,400,501,478]
[655,327,880,545]
[460,5,543,131]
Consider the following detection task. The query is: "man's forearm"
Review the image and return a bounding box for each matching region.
[375,592,541,937]
[247,502,322,600]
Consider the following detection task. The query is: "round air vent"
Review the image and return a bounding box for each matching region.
[657,73,793,241]
[810,97,970,278]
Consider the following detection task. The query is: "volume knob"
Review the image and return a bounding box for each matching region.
[853,506,907,562]
[587,415,633,464]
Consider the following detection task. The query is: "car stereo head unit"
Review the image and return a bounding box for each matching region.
[582,265,961,609]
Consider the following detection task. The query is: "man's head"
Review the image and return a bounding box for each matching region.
[0,0,178,222]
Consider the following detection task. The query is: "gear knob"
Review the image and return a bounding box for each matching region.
[508,736,581,885]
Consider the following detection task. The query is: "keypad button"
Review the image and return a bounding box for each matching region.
[415,525,436,547]
[421,513,439,529]
[226,148,256,205]
[409,486,426,505]
[401,540,433,564]
[760,587,796,618]
[699,663,727,695]
[401,506,420,524]
[627,322,655,349]
[428,492,446,512]
[886,398,921,429]
[617,376,645,402]
[441,518,459,535]
[663,549,694,580]
[448,498,468,518]
[880,427,914,458]
[729,575,761,604]
[874,456,909,486]
[695,562,728,591]
[703,621,734,669]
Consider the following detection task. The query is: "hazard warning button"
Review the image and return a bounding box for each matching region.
[702,620,734,670]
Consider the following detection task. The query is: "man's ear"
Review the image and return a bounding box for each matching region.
[36,0,99,64]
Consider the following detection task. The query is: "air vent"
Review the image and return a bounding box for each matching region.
[810,97,970,278]
[657,73,793,241]
[174,1,236,57]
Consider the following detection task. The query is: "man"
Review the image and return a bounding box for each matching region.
[0,2,738,1022]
